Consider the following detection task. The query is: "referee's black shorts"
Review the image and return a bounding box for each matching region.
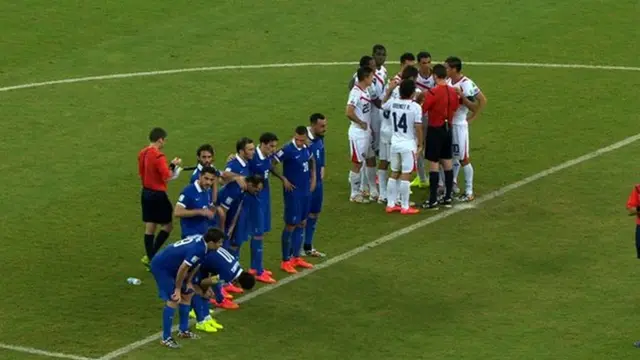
[141,188,173,224]
[425,125,453,162]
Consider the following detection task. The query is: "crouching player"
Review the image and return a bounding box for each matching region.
[150,228,223,349]
[190,234,256,333]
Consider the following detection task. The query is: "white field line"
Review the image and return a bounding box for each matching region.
[0,61,639,93]
[96,132,640,360]
[0,343,96,360]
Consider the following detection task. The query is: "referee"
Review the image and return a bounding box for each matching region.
[420,64,460,209]
[138,127,183,266]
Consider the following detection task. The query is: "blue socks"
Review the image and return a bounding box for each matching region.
[291,227,303,258]
[162,305,175,340]
[251,237,264,274]
[192,295,206,322]
[178,303,190,332]
[304,217,318,251]
[281,228,292,261]
[213,282,224,303]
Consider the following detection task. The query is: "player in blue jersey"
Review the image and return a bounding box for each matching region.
[224,137,255,179]
[213,174,264,301]
[274,126,317,273]
[175,166,217,238]
[304,113,328,258]
[189,144,216,184]
[150,227,224,349]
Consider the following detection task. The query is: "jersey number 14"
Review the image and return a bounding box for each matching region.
[392,112,408,133]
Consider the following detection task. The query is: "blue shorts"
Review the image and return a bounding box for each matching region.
[151,267,188,301]
[284,192,310,225]
[309,183,324,214]
[228,207,250,246]
[259,188,271,233]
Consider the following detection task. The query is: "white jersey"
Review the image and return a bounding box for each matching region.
[372,66,388,100]
[389,86,422,101]
[351,72,379,100]
[416,73,435,91]
[446,76,481,126]
[382,98,422,152]
[347,84,372,139]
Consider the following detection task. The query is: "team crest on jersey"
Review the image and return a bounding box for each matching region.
[190,255,200,263]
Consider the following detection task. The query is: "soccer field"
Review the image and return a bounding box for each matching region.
[1,1,640,359]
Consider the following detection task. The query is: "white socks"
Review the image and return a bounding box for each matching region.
[349,171,361,198]
[416,157,427,183]
[377,169,388,200]
[399,180,411,209]
[463,163,474,195]
[386,178,398,207]
[366,166,378,195]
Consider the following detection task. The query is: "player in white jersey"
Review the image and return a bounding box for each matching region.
[383,79,423,215]
[444,56,487,202]
[411,51,436,189]
[346,66,375,203]
[364,44,387,201]
[389,52,416,84]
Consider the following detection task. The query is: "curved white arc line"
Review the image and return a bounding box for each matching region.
[1,61,638,93]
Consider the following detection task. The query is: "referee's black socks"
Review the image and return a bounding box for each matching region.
[144,234,155,259]
[444,169,454,199]
[154,230,171,255]
[429,171,439,203]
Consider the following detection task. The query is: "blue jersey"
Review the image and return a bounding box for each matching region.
[307,128,325,185]
[274,140,313,194]
[151,235,208,275]
[190,164,221,184]
[216,181,246,232]
[224,155,251,178]
[200,248,243,283]
[249,147,273,193]
[177,181,213,237]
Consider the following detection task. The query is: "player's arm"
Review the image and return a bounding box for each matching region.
[346,105,367,129]
[415,119,424,153]
[185,264,201,288]
[157,154,183,182]
[269,163,295,191]
[466,91,487,123]
[309,156,317,192]
[173,261,193,298]
[174,193,210,218]
[382,80,399,104]
[347,77,356,90]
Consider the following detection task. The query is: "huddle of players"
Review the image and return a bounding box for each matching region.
[346,45,487,212]
[150,116,328,348]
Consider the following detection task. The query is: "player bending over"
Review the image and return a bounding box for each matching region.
[150,228,223,349]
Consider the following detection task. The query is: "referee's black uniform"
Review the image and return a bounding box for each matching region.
[421,77,460,208]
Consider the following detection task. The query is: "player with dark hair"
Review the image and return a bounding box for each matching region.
[190,144,215,183]
[274,126,317,273]
[390,52,416,84]
[383,80,423,214]
[304,113,328,257]
[138,127,183,268]
[150,227,224,349]
[346,66,375,203]
[348,55,376,89]
[445,56,487,202]
[420,64,461,209]
[411,51,436,190]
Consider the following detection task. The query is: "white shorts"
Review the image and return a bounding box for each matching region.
[452,125,469,161]
[378,138,391,161]
[349,136,374,163]
[390,151,416,173]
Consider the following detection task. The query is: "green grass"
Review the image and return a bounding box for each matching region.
[0,0,639,359]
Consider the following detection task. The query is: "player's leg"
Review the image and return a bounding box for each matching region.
[292,194,313,268]
[457,127,474,201]
[251,204,276,283]
[412,120,429,188]
[153,192,174,257]
[365,142,378,201]
[281,193,299,273]
[398,152,419,214]
[451,126,462,194]
[151,267,180,348]
[377,139,390,204]
[386,152,401,212]
[176,291,199,340]
[209,277,239,310]
[141,189,157,267]
[349,137,369,203]
[423,127,443,209]
[440,128,455,207]
[305,183,326,257]
[191,284,219,333]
